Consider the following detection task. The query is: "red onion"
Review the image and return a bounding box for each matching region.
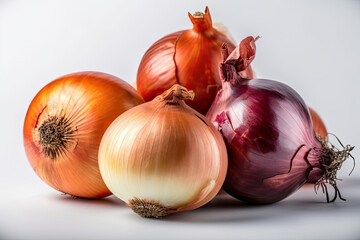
[206,44,354,204]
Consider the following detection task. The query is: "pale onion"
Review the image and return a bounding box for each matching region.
[99,84,228,218]
[23,72,144,198]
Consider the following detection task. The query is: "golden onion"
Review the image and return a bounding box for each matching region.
[99,84,228,217]
[23,71,144,198]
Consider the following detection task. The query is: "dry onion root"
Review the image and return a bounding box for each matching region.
[99,84,228,218]
[23,72,144,198]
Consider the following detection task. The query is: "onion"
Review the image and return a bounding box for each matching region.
[136,6,256,115]
[206,45,354,204]
[99,84,227,217]
[23,72,144,198]
[309,107,327,141]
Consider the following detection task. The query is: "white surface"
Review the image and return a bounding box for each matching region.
[1,0,359,240]
[1,179,360,240]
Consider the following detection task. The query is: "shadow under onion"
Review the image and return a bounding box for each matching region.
[51,193,126,207]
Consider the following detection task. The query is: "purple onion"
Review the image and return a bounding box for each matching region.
[206,44,354,204]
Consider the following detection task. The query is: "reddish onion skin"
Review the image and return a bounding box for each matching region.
[309,107,327,141]
[207,78,327,204]
[136,7,255,115]
[208,44,352,203]
[307,107,328,184]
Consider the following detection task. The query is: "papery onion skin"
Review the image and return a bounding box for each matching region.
[309,107,327,141]
[99,84,227,217]
[23,72,144,198]
[207,79,323,203]
[206,47,352,203]
[136,7,256,115]
[306,107,328,183]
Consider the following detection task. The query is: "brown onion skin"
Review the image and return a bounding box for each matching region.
[309,107,327,141]
[136,7,255,115]
[23,72,144,198]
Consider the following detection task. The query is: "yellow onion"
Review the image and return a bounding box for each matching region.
[23,72,144,198]
[99,84,228,217]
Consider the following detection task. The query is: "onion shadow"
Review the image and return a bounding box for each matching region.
[161,188,360,223]
[51,193,126,207]
[162,193,273,223]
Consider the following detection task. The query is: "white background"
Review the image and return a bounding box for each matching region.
[1,0,359,240]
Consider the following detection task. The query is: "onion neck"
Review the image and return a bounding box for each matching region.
[158,84,195,105]
[188,6,213,32]
[220,62,245,88]
[220,43,246,88]
[219,36,259,86]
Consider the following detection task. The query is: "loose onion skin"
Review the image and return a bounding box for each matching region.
[136,7,256,115]
[206,46,353,204]
[306,107,328,183]
[309,107,327,141]
[24,72,144,198]
[99,84,227,217]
